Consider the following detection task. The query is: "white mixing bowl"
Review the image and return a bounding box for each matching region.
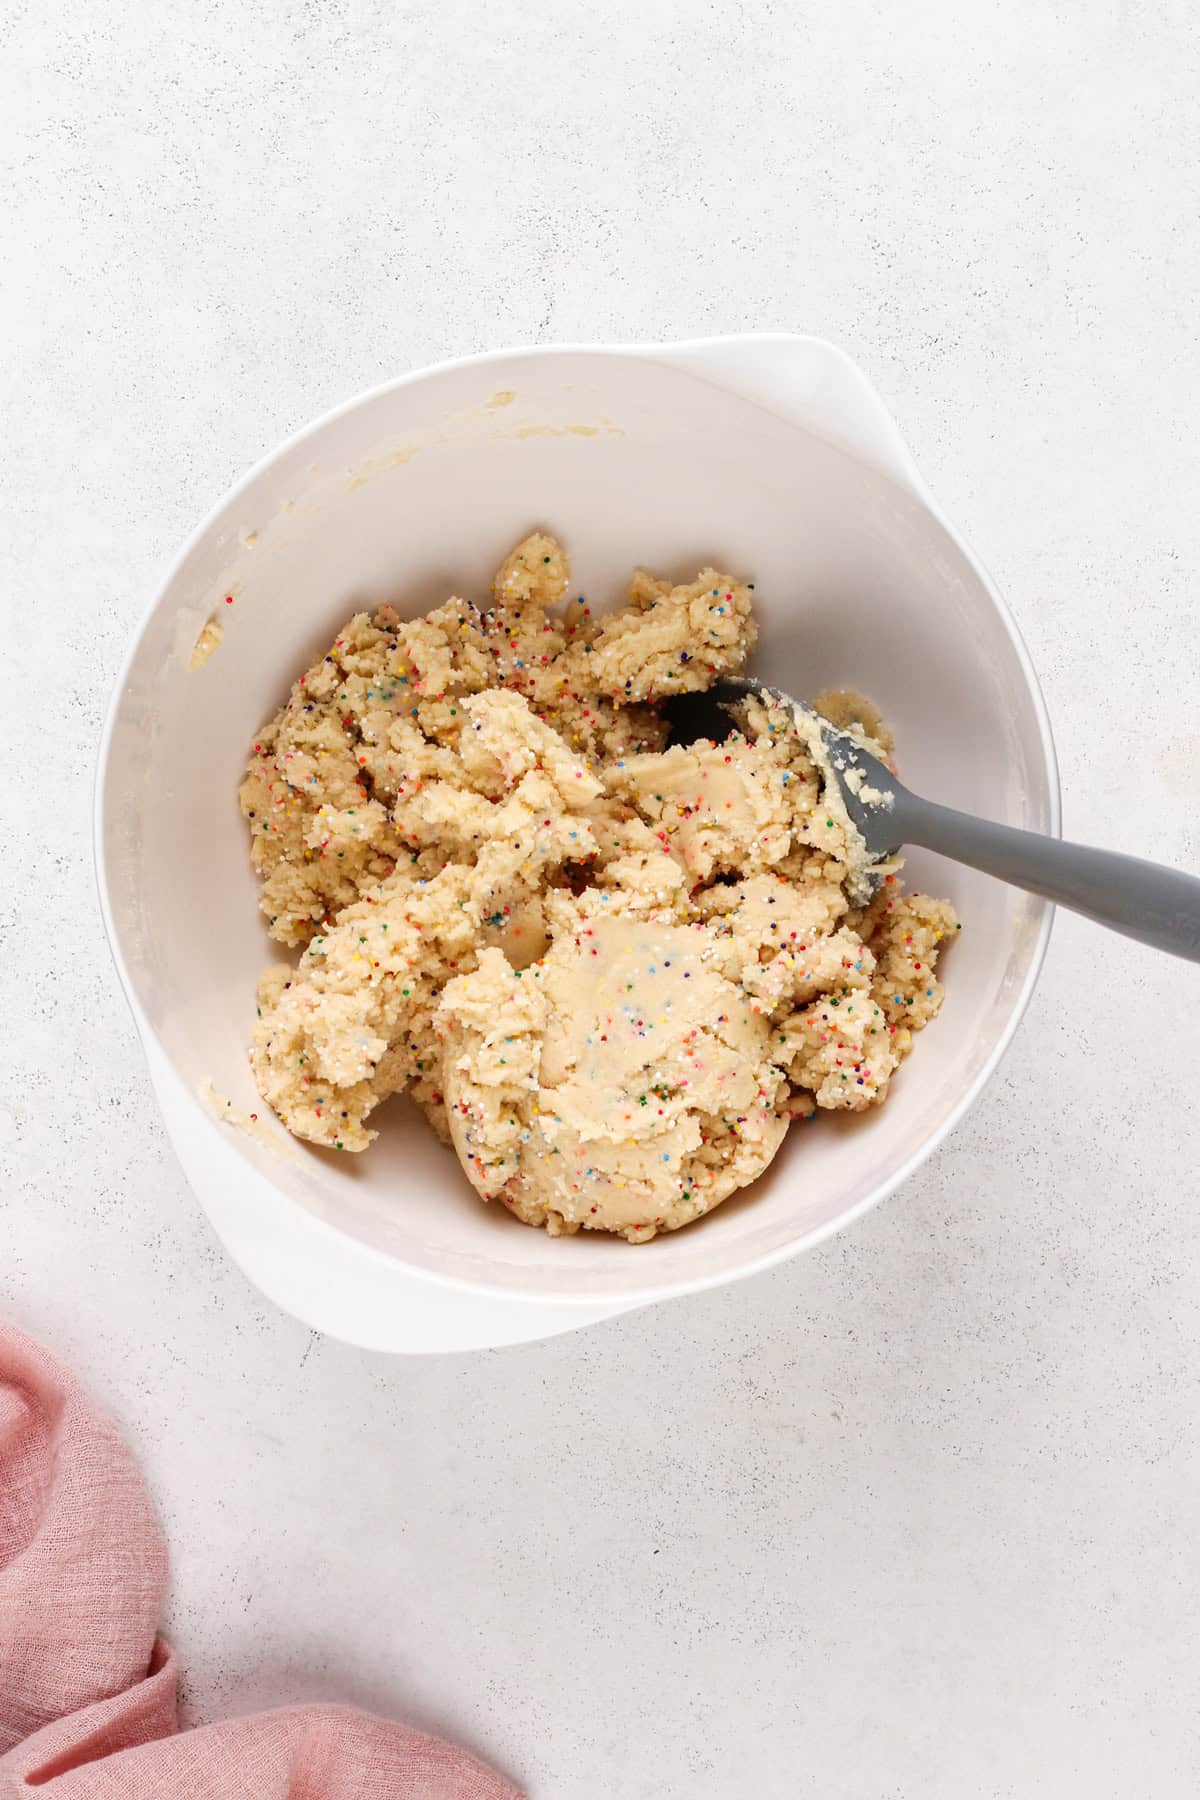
[96,335,1058,1353]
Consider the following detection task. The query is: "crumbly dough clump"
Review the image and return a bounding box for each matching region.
[242,535,957,1240]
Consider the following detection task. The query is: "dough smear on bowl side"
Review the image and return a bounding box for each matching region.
[241,533,958,1241]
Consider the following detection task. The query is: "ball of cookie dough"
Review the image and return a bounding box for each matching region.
[437,910,792,1243]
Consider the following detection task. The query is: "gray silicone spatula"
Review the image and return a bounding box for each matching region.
[663,676,1200,965]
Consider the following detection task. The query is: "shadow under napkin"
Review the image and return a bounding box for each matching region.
[0,1323,521,1799]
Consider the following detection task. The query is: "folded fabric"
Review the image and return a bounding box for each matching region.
[0,1323,520,1798]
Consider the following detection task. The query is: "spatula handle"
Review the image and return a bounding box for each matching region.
[897,793,1200,964]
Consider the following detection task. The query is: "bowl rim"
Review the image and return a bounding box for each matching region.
[94,332,1062,1308]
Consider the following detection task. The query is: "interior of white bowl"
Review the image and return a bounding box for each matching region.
[100,344,1055,1303]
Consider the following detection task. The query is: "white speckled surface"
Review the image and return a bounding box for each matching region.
[4,2,1200,1794]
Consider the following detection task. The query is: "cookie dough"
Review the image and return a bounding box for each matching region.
[242,534,958,1241]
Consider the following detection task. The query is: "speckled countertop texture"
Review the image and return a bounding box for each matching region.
[4,2,1200,1795]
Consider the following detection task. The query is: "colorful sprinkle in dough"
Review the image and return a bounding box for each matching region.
[241,532,958,1241]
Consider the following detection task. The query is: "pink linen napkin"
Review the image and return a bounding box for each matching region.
[0,1323,521,1798]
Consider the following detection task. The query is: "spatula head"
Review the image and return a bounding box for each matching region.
[661,675,903,862]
